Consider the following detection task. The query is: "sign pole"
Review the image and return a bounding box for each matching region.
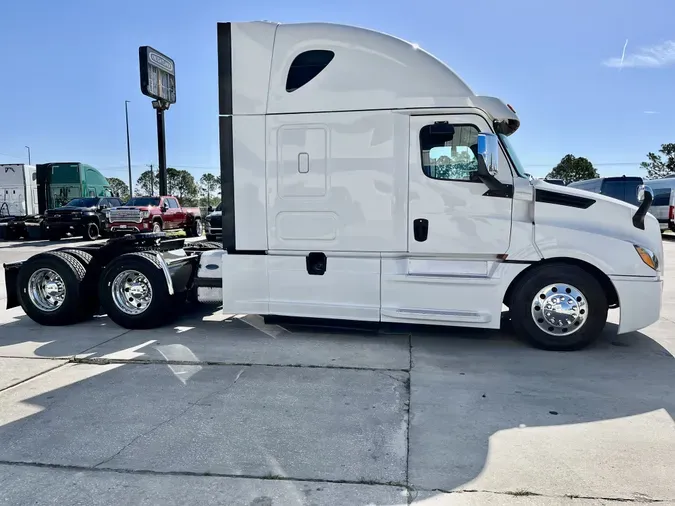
[152,100,169,196]
[139,45,176,198]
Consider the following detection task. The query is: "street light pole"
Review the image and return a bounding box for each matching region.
[25,146,31,165]
[125,100,133,197]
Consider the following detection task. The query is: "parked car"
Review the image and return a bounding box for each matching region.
[44,196,124,241]
[106,196,203,236]
[568,175,675,233]
[204,202,222,241]
[567,176,643,206]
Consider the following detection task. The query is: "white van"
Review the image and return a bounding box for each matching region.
[642,177,675,232]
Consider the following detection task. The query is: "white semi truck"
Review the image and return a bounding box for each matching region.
[3,21,664,351]
[0,163,41,240]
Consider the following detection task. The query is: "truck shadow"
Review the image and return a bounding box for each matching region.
[0,306,672,499]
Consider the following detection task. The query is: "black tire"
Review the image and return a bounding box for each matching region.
[84,222,99,241]
[48,233,62,241]
[186,218,202,237]
[152,221,162,233]
[17,251,89,325]
[205,234,216,242]
[58,249,101,316]
[98,251,177,329]
[509,264,608,351]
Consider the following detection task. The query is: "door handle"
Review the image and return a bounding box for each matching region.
[413,218,428,242]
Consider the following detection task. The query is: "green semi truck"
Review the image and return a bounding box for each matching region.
[36,162,113,211]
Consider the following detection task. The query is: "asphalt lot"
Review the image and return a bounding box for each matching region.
[0,237,673,505]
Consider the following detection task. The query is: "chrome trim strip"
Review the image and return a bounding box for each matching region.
[155,253,175,296]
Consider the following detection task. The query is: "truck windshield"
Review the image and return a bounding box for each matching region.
[126,197,160,206]
[498,134,527,179]
[66,198,99,207]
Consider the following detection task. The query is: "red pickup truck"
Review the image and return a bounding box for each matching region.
[105,196,203,236]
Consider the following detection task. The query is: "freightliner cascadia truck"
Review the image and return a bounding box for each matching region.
[3,21,663,351]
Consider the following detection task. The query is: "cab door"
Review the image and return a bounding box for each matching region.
[408,114,513,256]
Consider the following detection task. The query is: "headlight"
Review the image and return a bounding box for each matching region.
[634,245,659,271]
[140,210,150,219]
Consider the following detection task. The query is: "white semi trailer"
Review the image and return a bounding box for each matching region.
[0,164,40,239]
[3,21,663,351]
[0,164,38,218]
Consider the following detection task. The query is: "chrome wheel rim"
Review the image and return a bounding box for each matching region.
[112,270,153,315]
[196,221,202,235]
[28,268,66,312]
[153,223,161,232]
[531,283,588,336]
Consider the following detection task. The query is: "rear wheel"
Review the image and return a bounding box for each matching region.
[509,264,608,351]
[99,252,177,329]
[17,251,89,325]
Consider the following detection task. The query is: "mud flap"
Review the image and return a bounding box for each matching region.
[4,262,22,310]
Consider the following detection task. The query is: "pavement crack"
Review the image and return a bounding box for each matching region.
[71,356,408,373]
[0,460,407,489]
[429,488,669,503]
[93,367,247,468]
[0,361,68,394]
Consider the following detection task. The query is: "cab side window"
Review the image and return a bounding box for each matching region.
[420,123,480,182]
[167,198,179,208]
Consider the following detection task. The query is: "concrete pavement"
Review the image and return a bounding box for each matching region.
[0,239,673,505]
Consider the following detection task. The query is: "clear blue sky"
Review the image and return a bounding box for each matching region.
[1,0,674,184]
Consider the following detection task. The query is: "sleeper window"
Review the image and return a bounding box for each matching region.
[419,123,480,182]
[286,50,335,92]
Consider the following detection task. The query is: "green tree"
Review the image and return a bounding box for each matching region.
[199,173,220,208]
[640,143,675,180]
[136,168,157,196]
[107,177,130,201]
[546,155,599,185]
[166,168,199,205]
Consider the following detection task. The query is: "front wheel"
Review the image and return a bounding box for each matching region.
[187,219,202,237]
[84,222,99,241]
[152,221,162,233]
[509,264,608,351]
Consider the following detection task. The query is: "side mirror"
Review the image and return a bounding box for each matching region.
[477,133,499,176]
[207,206,214,213]
[161,204,168,212]
[633,184,654,230]
[637,184,653,203]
